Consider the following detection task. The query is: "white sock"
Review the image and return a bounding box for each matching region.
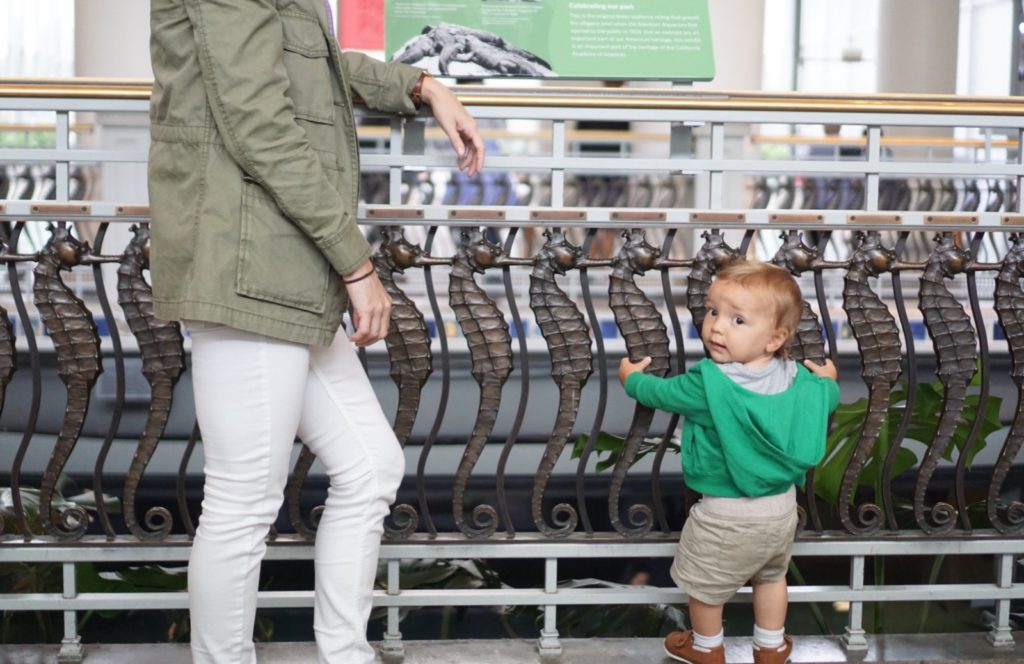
[693,628,724,650]
[753,624,785,649]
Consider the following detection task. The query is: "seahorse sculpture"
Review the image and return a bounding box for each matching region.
[529,229,593,538]
[448,229,512,538]
[378,227,434,539]
[771,231,827,366]
[376,227,435,446]
[915,233,976,534]
[990,233,1024,533]
[33,227,99,540]
[0,242,13,537]
[686,230,741,333]
[838,231,902,534]
[118,225,186,540]
[0,272,14,418]
[285,228,440,540]
[608,229,671,538]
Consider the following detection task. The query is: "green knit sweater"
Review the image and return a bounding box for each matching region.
[624,358,840,498]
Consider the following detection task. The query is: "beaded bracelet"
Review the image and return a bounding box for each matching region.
[342,267,376,284]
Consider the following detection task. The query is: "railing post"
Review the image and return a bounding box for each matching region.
[670,122,694,159]
[551,120,566,207]
[865,125,881,212]
[56,110,70,202]
[987,554,1015,647]
[57,562,83,663]
[1018,129,1024,214]
[842,555,868,651]
[390,116,416,205]
[537,557,561,656]
[381,559,405,658]
[708,122,724,209]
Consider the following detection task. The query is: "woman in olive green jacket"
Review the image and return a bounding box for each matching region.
[148,1,484,662]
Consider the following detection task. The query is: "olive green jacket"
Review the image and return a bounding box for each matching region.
[148,0,422,345]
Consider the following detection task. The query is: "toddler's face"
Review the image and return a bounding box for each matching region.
[701,279,787,368]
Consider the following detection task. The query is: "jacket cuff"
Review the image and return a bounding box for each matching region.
[319,224,373,276]
[390,63,424,114]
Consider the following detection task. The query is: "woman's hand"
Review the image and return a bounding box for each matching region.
[343,259,392,347]
[619,356,652,386]
[421,76,485,176]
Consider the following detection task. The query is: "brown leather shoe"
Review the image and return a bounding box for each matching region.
[663,630,725,664]
[752,634,793,664]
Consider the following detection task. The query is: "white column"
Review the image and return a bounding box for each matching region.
[877,0,958,94]
[706,0,766,91]
[876,0,959,182]
[74,0,152,80]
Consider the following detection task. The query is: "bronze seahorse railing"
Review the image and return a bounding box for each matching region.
[680,230,742,522]
[990,232,1024,533]
[0,230,15,422]
[956,232,993,531]
[839,231,902,535]
[574,228,611,535]
[915,233,977,535]
[685,230,742,334]
[880,232,922,531]
[653,232,694,533]
[88,222,129,539]
[495,227,531,538]
[772,231,828,367]
[0,293,15,421]
[528,229,593,538]
[377,227,445,539]
[9,218,1024,544]
[117,225,186,541]
[0,241,15,537]
[5,224,44,539]
[607,229,670,538]
[284,227,446,540]
[448,228,512,539]
[771,230,830,534]
[33,226,99,540]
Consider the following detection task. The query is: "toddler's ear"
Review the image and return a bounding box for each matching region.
[766,328,789,355]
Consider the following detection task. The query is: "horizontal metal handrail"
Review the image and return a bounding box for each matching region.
[3,78,1024,116]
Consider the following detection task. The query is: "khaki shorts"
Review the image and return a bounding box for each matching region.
[670,502,798,606]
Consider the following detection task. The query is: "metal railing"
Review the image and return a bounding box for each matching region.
[0,80,1022,660]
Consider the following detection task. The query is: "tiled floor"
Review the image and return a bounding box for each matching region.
[1,634,1022,664]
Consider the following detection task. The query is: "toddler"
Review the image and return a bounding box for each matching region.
[619,261,839,664]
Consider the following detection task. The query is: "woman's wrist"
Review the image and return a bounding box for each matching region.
[410,71,432,107]
[342,260,376,284]
[416,73,443,107]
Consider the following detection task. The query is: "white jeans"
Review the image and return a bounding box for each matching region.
[185,322,404,664]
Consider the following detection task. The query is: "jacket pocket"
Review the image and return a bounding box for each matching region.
[280,10,335,125]
[236,178,330,314]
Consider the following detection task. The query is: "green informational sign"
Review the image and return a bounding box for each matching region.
[385,0,715,81]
